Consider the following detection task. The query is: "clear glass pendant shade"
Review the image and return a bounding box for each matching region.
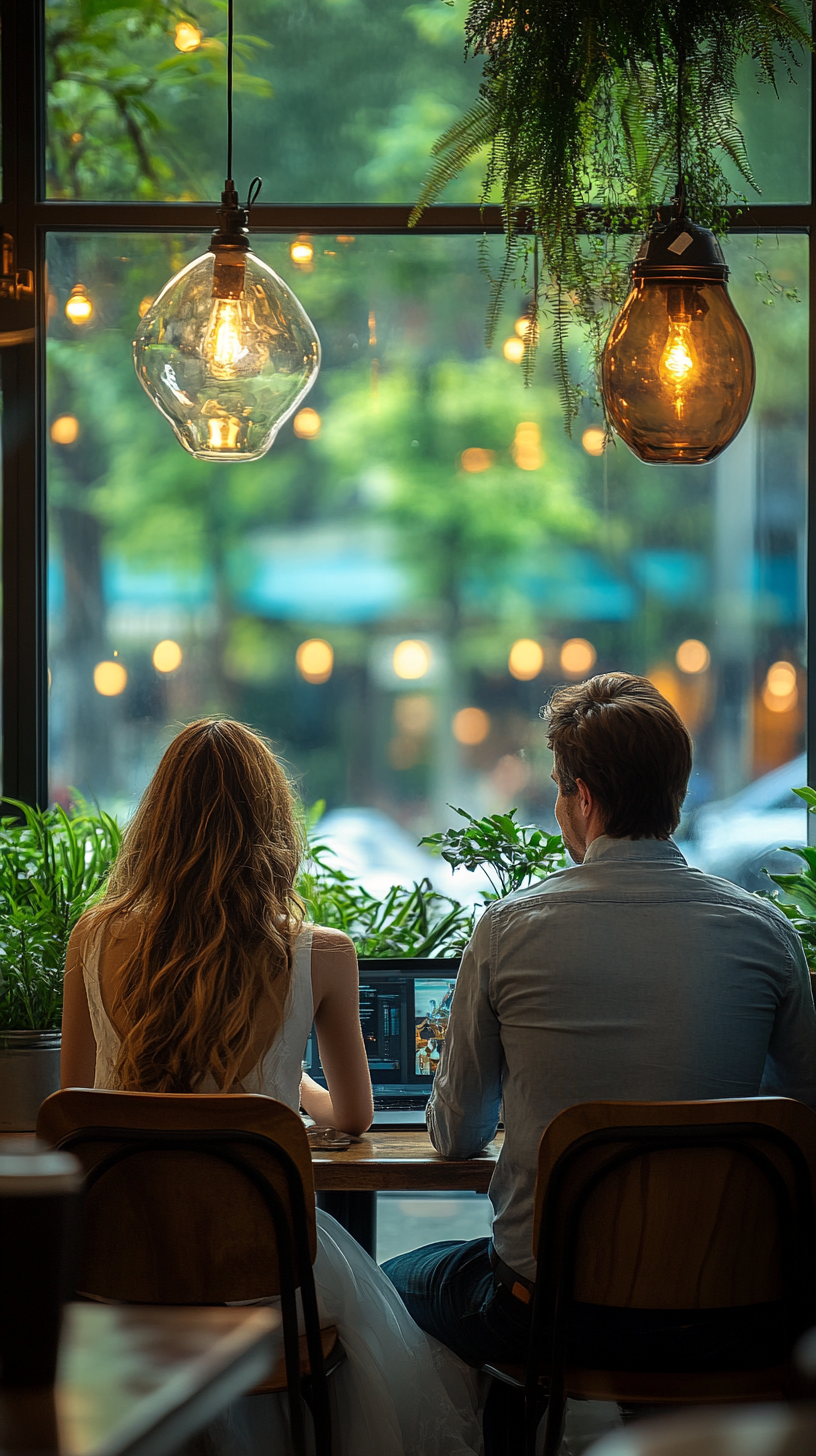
[133,246,320,462]
[601,279,755,465]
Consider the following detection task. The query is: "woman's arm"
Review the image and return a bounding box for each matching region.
[302,927,373,1135]
[60,919,97,1088]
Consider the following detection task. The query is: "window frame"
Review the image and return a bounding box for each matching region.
[2,0,814,806]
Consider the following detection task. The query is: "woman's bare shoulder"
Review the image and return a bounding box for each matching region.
[309,924,356,959]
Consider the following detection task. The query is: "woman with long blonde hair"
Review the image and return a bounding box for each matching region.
[61,719,480,1456]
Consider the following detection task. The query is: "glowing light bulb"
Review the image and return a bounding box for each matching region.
[660,316,695,384]
[65,284,93,325]
[201,296,268,380]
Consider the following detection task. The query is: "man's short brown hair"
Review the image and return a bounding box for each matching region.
[544,673,692,839]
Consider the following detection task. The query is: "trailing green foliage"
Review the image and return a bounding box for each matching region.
[410,0,812,427]
[766,785,816,971]
[421,804,566,900]
[0,800,121,1031]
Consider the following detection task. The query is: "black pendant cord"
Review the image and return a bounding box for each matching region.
[227,0,235,183]
[675,46,686,215]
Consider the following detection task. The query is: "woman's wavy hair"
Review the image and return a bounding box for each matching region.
[92,718,304,1093]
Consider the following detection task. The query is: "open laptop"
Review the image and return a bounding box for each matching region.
[303,957,460,1127]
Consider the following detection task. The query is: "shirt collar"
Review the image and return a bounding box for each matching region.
[582,834,687,865]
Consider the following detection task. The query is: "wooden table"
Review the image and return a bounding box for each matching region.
[312,1129,502,1254]
[0,1302,280,1456]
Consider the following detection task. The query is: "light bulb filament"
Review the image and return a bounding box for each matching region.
[663,335,694,382]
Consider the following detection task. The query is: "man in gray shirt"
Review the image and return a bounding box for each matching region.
[383,672,816,1425]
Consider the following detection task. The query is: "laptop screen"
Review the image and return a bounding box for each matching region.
[304,958,460,1089]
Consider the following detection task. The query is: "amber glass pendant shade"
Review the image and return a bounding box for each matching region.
[601,216,755,465]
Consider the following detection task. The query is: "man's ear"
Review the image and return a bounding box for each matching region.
[575,777,594,821]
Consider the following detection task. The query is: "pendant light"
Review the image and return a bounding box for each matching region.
[133,1,320,462]
[600,62,754,466]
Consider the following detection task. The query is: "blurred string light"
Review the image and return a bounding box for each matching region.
[133,0,320,461]
[368,311,377,346]
[762,660,798,713]
[508,638,544,680]
[512,421,543,471]
[560,638,596,675]
[50,415,79,445]
[174,20,202,51]
[65,284,93,324]
[676,638,710,674]
[293,407,321,438]
[290,236,315,270]
[581,426,606,457]
[394,694,434,734]
[152,639,183,673]
[94,660,127,696]
[453,706,491,745]
[502,336,525,364]
[296,638,333,683]
[393,639,431,680]
[514,315,539,342]
[461,447,494,473]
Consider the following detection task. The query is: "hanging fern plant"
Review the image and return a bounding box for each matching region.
[410,0,812,429]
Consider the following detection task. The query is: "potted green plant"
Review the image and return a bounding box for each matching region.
[299,803,567,962]
[764,786,816,975]
[410,0,811,428]
[0,800,120,1130]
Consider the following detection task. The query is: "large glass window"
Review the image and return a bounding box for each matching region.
[46,230,807,890]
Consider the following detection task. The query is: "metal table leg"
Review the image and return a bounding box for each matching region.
[316,1190,377,1257]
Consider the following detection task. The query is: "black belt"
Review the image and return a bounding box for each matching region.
[489,1241,534,1305]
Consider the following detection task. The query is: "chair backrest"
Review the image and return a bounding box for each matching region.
[37,1088,317,1304]
[533,1097,816,1314]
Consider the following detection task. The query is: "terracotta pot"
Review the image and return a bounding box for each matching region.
[0,1031,61,1132]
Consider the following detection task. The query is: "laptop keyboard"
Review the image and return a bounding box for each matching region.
[373,1095,428,1110]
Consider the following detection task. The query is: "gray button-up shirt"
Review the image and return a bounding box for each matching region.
[427,834,816,1280]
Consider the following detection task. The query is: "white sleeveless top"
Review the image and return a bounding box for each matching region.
[82,923,315,1105]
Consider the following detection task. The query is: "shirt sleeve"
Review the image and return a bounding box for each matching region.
[760,917,816,1107]
[426,905,503,1158]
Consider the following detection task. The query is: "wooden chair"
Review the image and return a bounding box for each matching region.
[37,1088,343,1456]
[483,1097,816,1456]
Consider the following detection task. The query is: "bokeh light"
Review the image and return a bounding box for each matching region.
[290,236,314,269]
[50,415,79,445]
[65,284,93,325]
[508,638,544,680]
[294,407,321,439]
[560,638,597,675]
[461,447,494,473]
[514,315,539,341]
[296,638,334,683]
[512,421,543,471]
[174,21,202,51]
[93,661,127,696]
[676,638,710,674]
[762,660,798,713]
[503,337,525,364]
[452,706,491,745]
[152,639,183,674]
[581,426,606,456]
[393,639,432,680]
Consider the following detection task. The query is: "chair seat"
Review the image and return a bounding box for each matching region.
[253,1326,344,1394]
[482,1360,790,1404]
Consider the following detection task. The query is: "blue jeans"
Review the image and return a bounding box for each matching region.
[382,1237,531,1368]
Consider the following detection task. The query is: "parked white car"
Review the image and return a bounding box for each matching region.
[682,753,808,892]
[313,807,490,903]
